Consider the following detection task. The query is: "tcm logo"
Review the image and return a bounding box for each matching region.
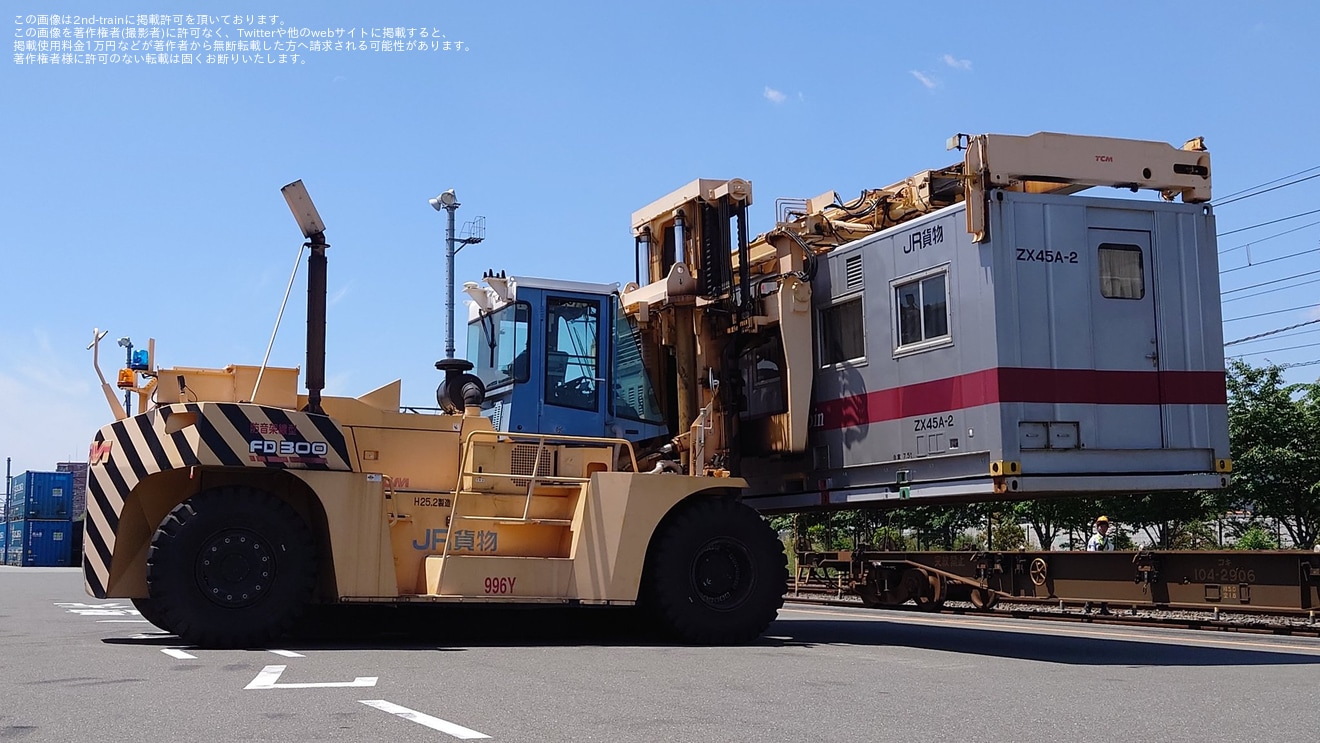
[89,441,113,465]
[248,439,330,456]
[1095,154,1114,163]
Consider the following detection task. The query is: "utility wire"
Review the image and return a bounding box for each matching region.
[1215,165,1320,203]
[1229,339,1320,358]
[1222,268,1320,296]
[1220,246,1320,274]
[1226,326,1320,348]
[1218,219,1320,255]
[1215,172,1320,207]
[1222,275,1320,303]
[1225,318,1320,346]
[1217,208,1320,237]
[1223,302,1320,323]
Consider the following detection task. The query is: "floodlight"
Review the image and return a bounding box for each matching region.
[429,189,458,211]
[281,179,326,238]
[117,337,131,348]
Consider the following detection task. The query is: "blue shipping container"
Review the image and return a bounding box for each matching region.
[6,518,73,567]
[8,471,75,520]
[0,521,7,564]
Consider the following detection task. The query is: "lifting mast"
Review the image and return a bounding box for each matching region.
[623,132,1212,477]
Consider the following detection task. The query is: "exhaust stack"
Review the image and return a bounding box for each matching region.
[281,180,329,415]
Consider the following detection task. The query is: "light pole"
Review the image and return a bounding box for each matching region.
[430,190,460,360]
[429,190,484,361]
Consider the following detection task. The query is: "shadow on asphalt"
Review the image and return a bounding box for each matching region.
[766,617,1320,666]
[101,604,1320,665]
[104,604,669,650]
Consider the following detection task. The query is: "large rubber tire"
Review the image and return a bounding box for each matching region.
[146,487,318,649]
[131,597,174,633]
[640,498,787,644]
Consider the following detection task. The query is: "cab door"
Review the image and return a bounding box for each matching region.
[539,294,607,436]
[1088,228,1163,448]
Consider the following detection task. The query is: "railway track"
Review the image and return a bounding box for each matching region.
[784,591,1320,639]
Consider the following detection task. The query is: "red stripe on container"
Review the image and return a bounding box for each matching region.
[814,368,1226,430]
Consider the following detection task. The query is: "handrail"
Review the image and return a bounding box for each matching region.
[444,429,639,531]
[458,429,639,474]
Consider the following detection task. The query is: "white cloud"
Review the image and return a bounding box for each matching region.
[942,54,972,71]
[763,86,787,104]
[909,71,939,89]
[329,282,353,306]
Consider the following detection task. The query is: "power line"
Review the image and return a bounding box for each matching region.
[1215,172,1320,207]
[1215,165,1320,203]
[1222,275,1320,303]
[1222,268,1320,296]
[1224,318,1320,346]
[1229,339,1320,358]
[1223,302,1320,323]
[1217,208,1320,237]
[1220,246,1320,275]
[1218,219,1320,255]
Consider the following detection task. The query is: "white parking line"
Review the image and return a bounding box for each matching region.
[160,648,197,660]
[269,649,306,658]
[97,619,150,623]
[360,700,490,739]
[245,665,377,689]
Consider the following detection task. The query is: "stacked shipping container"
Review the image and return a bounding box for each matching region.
[4,471,75,567]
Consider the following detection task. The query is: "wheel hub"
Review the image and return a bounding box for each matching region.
[195,529,274,609]
[691,538,754,611]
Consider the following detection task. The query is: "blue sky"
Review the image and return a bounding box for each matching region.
[3,1,1319,473]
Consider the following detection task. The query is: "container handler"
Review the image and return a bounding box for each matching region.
[82,181,787,648]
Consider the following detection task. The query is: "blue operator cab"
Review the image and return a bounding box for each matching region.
[464,273,670,444]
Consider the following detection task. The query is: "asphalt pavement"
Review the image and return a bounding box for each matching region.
[2,566,1317,742]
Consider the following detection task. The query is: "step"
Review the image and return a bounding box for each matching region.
[424,554,573,598]
[460,516,574,526]
[452,490,582,523]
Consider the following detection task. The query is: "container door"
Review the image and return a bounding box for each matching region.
[539,295,607,437]
[1089,228,1162,448]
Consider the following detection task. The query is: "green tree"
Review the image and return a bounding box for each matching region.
[978,509,1027,551]
[1226,361,1320,549]
[897,504,981,550]
[1232,525,1278,550]
[1097,491,1221,549]
[1013,497,1097,550]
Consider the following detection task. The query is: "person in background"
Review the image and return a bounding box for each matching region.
[1087,515,1114,551]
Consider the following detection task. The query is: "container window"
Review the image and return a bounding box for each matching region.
[819,296,865,365]
[1098,243,1144,300]
[894,270,951,350]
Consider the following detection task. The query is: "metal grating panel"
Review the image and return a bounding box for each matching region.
[845,254,863,291]
[510,444,553,478]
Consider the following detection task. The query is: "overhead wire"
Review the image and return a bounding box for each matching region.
[1214,165,1320,204]
[1220,246,1320,274]
[1224,318,1320,347]
[1223,302,1320,323]
[1228,339,1320,358]
[1217,208,1320,237]
[1222,275,1320,303]
[1214,171,1320,207]
[1221,268,1320,296]
[1218,219,1320,255]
